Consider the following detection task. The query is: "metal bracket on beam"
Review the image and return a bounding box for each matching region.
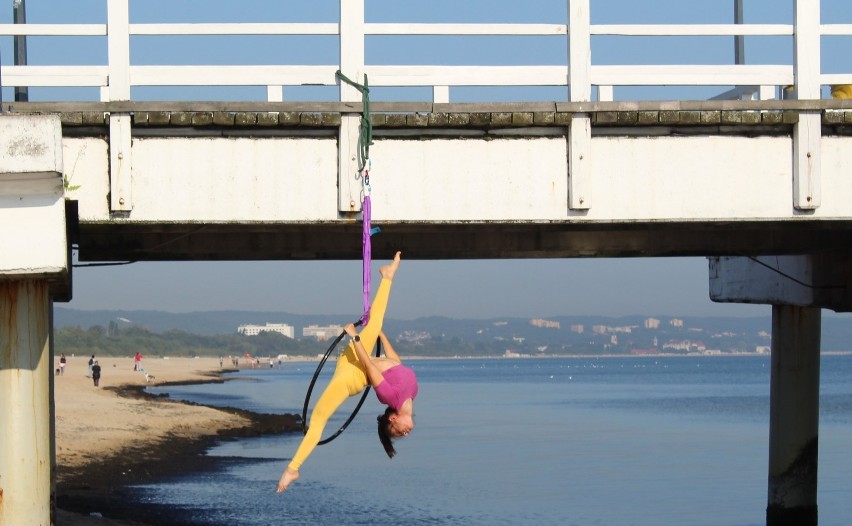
[338,115,362,213]
[793,111,821,210]
[109,114,132,212]
[568,114,591,210]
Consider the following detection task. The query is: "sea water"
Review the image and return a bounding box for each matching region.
[139,355,852,525]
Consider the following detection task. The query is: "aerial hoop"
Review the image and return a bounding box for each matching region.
[302,71,379,446]
[302,322,382,445]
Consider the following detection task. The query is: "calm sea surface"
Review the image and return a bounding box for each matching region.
[140,355,852,525]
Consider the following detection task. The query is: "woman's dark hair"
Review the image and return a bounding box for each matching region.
[377,407,396,458]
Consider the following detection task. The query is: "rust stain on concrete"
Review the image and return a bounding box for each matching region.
[0,282,20,367]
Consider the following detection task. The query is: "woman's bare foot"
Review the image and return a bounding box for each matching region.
[379,251,402,281]
[276,467,299,493]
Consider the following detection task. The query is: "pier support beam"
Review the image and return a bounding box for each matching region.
[0,114,67,526]
[766,305,820,526]
[708,254,852,526]
[0,280,52,526]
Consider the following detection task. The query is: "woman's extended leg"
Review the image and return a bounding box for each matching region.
[357,251,400,350]
[277,372,352,492]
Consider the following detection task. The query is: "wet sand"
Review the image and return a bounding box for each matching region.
[54,355,300,525]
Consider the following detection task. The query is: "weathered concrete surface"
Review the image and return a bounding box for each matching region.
[0,280,52,526]
[0,115,68,287]
[51,109,852,129]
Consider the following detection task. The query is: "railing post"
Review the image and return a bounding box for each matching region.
[792,0,821,210]
[267,86,284,102]
[13,0,29,102]
[568,0,591,210]
[338,0,366,213]
[433,85,449,104]
[107,0,133,212]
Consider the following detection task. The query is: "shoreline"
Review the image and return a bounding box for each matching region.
[54,356,301,526]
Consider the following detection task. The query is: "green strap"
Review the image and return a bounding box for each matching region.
[335,70,372,167]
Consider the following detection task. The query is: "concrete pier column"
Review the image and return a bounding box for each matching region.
[0,280,52,526]
[767,305,820,526]
[0,113,66,525]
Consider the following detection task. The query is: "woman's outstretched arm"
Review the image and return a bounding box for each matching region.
[379,332,401,363]
[344,323,385,387]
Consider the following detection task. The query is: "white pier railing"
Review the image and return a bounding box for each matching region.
[0,0,850,103]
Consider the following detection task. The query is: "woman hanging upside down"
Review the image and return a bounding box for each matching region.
[277,251,418,492]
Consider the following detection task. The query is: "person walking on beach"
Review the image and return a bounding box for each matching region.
[91,360,102,387]
[277,251,418,493]
[134,352,143,371]
[58,353,67,375]
[87,354,95,378]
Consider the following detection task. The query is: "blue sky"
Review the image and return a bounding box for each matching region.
[3,1,850,319]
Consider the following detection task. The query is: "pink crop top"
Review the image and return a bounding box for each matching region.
[374,364,418,410]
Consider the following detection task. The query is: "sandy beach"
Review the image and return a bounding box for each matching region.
[54,355,300,525]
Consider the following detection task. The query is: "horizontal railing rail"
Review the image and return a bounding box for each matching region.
[0,0,850,104]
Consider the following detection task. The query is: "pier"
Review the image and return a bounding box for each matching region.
[2,1,852,524]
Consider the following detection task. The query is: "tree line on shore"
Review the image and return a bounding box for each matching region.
[54,324,507,358]
[55,324,315,358]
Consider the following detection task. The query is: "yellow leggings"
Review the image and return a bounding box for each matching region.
[288,277,392,471]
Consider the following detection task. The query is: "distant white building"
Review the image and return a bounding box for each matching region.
[303,324,343,341]
[238,323,294,338]
[530,318,560,329]
[644,318,660,329]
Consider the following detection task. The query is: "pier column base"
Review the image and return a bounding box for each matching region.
[0,280,52,526]
[766,305,820,526]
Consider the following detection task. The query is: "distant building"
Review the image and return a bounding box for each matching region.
[398,330,431,343]
[592,325,607,334]
[530,318,560,329]
[644,318,660,329]
[238,323,294,338]
[756,346,771,354]
[670,318,684,328]
[570,324,584,334]
[303,324,343,341]
[662,339,706,353]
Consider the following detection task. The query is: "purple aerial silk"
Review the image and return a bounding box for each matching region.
[359,195,372,325]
